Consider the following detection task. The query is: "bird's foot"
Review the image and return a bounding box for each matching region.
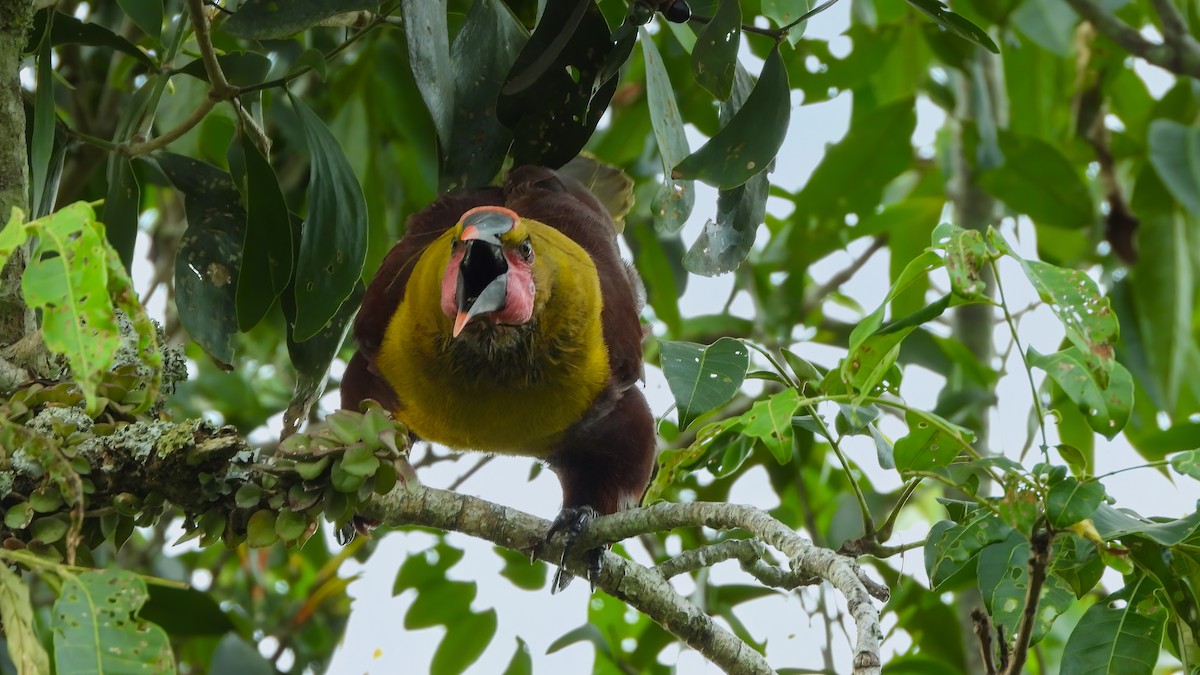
[546,506,603,594]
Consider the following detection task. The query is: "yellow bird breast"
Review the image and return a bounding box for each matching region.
[375,223,611,456]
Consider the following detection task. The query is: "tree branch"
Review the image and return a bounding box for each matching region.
[1002,530,1054,675]
[1065,0,1200,78]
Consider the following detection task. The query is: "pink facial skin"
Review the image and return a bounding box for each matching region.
[439,242,535,333]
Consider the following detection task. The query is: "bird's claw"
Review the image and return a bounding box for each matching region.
[335,516,380,545]
[547,506,602,594]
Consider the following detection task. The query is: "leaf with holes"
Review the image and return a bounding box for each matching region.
[52,569,175,674]
[642,27,694,233]
[991,230,1118,384]
[739,388,801,464]
[692,0,740,100]
[894,409,974,472]
[1061,576,1167,675]
[1030,347,1132,439]
[932,223,990,299]
[660,338,750,430]
[978,531,1075,645]
[159,153,243,368]
[925,516,1013,590]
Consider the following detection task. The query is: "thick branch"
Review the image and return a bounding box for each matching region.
[1065,0,1200,78]
[1003,531,1054,675]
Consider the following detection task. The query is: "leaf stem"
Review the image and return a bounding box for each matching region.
[989,258,1049,461]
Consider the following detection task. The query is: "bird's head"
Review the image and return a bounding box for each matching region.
[440,206,538,337]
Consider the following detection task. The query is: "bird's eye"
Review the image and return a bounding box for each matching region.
[518,239,534,261]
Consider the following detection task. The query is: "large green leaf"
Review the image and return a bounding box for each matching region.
[1090,505,1200,546]
[498,0,622,167]
[403,0,454,155]
[683,165,770,276]
[739,388,801,464]
[1061,577,1167,675]
[1031,347,1133,439]
[442,0,526,189]
[1045,477,1105,527]
[924,516,1012,590]
[893,408,975,472]
[289,93,368,342]
[673,47,790,189]
[235,130,294,331]
[221,0,377,39]
[641,28,694,234]
[905,0,999,53]
[978,132,1094,230]
[27,10,155,68]
[692,0,740,100]
[31,36,55,220]
[660,338,750,430]
[991,230,1118,384]
[282,279,363,437]
[1010,0,1076,56]
[433,608,496,675]
[52,570,175,674]
[977,531,1075,645]
[1148,119,1200,215]
[0,563,51,675]
[117,0,163,39]
[159,152,243,368]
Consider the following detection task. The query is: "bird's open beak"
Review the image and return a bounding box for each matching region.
[453,236,508,337]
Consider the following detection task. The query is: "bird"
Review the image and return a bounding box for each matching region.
[341,164,656,591]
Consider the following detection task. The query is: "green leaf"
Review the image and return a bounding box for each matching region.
[660,338,750,429]
[1170,450,1200,480]
[406,580,474,629]
[140,586,234,637]
[21,203,122,413]
[394,541,465,595]
[275,509,308,542]
[103,155,141,272]
[991,231,1118,383]
[245,510,278,548]
[221,0,376,38]
[905,0,999,53]
[641,27,694,234]
[894,409,974,472]
[340,444,380,477]
[52,570,175,674]
[1046,478,1105,527]
[498,0,623,167]
[500,637,532,675]
[31,36,55,220]
[209,635,274,675]
[978,531,1074,645]
[433,609,497,675]
[0,563,51,675]
[442,0,526,189]
[978,132,1094,230]
[762,0,811,42]
[1090,504,1200,546]
[739,388,802,464]
[235,129,294,331]
[1061,577,1167,675]
[282,280,363,437]
[1010,0,1076,56]
[176,52,273,88]
[932,223,989,299]
[403,0,454,155]
[117,0,163,39]
[494,546,547,591]
[30,11,155,68]
[692,0,740,100]
[1031,347,1133,439]
[289,93,368,341]
[683,166,770,276]
[159,153,243,367]
[673,47,790,189]
[924,516,1012,590]
[1148,119,1200,215]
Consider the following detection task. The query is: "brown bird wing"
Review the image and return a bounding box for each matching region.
[341,186,505,412]
[503,166,646,389]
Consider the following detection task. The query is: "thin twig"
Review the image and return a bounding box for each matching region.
[971,608,998,675]
[117,97,217,157]
[1002,530,1054,675]
[989,259,1049,461]
[446,455,494,491]
[802,237,887,315]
